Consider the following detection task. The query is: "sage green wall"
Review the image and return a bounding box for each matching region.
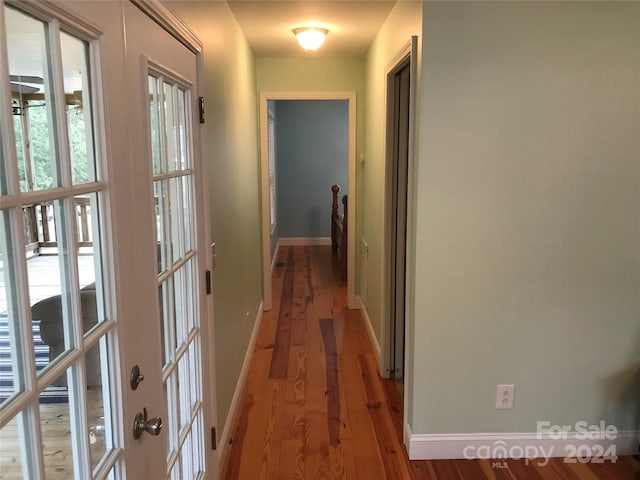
[362,1,422,403]
[412,1,640,434]
[167,1,263,433]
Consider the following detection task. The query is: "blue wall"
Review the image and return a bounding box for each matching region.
[275,100,348,238]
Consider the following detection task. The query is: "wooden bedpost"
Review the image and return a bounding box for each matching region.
[341,194,348,277]
[331,184,340,252]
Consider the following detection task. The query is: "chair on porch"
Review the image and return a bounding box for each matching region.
[32,285,101,388]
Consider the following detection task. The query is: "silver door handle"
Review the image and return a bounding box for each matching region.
[133,407,163,439]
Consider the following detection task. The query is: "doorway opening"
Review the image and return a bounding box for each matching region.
[388,58,410,384]
[267,99,348,261]
[382,38,418,410]
[259,92,357,311]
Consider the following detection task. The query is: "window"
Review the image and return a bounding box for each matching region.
[267,111,276,232]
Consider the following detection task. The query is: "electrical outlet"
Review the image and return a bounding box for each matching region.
[496,384,515,409]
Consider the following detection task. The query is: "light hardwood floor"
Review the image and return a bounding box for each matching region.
[220,245,639,480]
[0,387,107,479]
[0,253,95,313]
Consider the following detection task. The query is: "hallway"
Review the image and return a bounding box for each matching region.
[221,244,412,478]
[220,246,640,480]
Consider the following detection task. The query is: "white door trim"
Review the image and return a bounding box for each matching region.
[380,37,419,448]
[258,91,357,310]
[130,0,202,54]
[381,39,415,377]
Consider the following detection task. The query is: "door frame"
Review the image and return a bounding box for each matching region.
[384,54,411,380]
[380,37,418,420]
[130,0,218,474]
[259,91,357,310]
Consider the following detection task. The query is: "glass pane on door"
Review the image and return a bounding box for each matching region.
[5,6,59,192]
[0,211,25,406]
[39,373,75,477]
[0,415,25,477]
[60,32,97,185]
[147,72,204,478]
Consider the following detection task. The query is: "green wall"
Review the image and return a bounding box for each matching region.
[167,1,263,436]
[411,0,640,435]
[256,56,366,96]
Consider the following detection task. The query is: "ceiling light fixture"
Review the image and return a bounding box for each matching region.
[293,27,329,52]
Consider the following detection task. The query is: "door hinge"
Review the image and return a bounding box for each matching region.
[205,270,211,295]
[199,96,205,124]
[211,426,217,450]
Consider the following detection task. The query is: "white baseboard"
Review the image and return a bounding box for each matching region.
[405,422,413,449]
[356,296,381,368]
[407,430,640,460]
[218,301,264,464]
[278,237,331,246]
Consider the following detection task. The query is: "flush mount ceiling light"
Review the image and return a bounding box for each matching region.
[293,27,329,52]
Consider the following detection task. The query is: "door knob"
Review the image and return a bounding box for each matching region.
[132,407,163,439]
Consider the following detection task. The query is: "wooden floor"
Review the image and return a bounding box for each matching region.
[0,253,95,313]
[0,387,107,479]
[221,245,639,480]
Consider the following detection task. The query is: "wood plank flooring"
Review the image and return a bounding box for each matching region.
[0,387,107,479]
[0,254,95,313]
[220,245,640,480]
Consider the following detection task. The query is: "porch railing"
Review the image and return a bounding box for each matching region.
[23,196,93,255]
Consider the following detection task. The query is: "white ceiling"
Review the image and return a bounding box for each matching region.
[227,0,397,58]
[6,6,86,94]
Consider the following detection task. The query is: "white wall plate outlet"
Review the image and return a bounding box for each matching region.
[496,384,515,409]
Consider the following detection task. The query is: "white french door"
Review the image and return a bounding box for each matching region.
[0,1,215,479]
[121,2,213,478]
